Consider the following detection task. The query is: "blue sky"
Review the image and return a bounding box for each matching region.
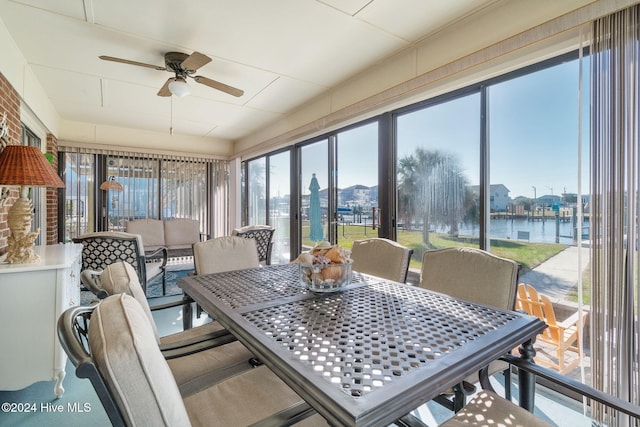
[396,58,588,199]
[285,56,589,201]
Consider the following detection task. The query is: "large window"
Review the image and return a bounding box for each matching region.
[336,123,378,249]
[488,59,587,247]
[61,152,95,241]
[268,151,290,264]
[396,92,481,266]
[61,148,228,241]
[243,151,292,264]
[299,140,328,250]
[241,50,589,383]
[243,55,585,267]
[296,122,380,252]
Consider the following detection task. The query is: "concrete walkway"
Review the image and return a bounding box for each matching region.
[518,245,590,303]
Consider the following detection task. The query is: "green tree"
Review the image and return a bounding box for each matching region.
[398,148,470,246]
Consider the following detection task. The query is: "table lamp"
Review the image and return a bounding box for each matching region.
[0,145,65,264]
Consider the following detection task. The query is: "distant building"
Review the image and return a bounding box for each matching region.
[537,194,563,208]
[469,184,511,212]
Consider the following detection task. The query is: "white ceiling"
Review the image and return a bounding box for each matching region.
[0,0,499,144]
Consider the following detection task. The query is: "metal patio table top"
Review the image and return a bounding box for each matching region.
[179,263,546,427]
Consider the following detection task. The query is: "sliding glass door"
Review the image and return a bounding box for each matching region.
[299,140,329,251]
[244,150,292,264]
[396,92,481,268]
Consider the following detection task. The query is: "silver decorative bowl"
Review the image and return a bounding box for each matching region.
[299,260,353,293]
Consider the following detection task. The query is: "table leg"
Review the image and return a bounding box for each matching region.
[182,296,193,330]
[518,338,537,411]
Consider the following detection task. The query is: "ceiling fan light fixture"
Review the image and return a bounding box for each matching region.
[168,77,191,97]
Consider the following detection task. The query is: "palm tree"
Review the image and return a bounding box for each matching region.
[398,148,469,246]
[398,155,418,230]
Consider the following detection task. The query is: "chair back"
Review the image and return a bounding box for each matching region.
[232,225,275,264]
[57,303,127,427]
[97,261,161,341]
[73,231,147,283]
[90,294,192,426]
[193,236,260,275]
[516,283,586,373]
[350,238,413,282]
[420,247,519,310]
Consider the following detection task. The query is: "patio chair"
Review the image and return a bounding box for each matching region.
[80,261,256,393]
[433,352,640,427]
[516,283,587,374]
[419,247,519,412]
[193,235,260,275]
[232,224,275,264]
[73,231,167,296]
[57,294,321,427]
[350,238,413,283]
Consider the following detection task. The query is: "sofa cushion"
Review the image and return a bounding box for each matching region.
[126,219,165,252]
[88,294,192,426]
[164,219,201,250]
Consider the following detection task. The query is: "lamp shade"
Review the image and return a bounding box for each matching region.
[100,176,123,191]
[0,145,64,187]
[168,77,191,97]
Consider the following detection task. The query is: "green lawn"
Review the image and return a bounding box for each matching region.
[327,224,566,274]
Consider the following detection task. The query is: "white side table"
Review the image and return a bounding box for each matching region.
[0,244,82,397]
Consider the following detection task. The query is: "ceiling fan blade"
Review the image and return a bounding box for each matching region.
[193,76,244,97]
[99,55,166,71]
[181,51,212,71]
[157,78,172,97]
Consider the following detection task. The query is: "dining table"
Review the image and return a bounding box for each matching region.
[178,263,546,427]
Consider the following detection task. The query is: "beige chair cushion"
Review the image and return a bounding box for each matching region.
[351,238,412,282]
[164,219,201,250]
[88,294,322,426]
[440,390,552,427]
[420,247,518,394]
[100,260,160,341]
[184,365,327,427]
[89,294,192,426]
[420,247,519,310]
[193,236,260,275]
[98,261,253,394]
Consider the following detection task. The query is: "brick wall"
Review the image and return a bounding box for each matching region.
[0,73,22,256]
[0,72,61,255]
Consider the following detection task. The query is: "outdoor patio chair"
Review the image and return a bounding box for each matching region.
[80,261,256,393]
[232,224,275,265]
[419,247,519,412]
[57,294,322,427]
[193,235,260,275]
[350,238,413,283]
[429,351,640,427]
[516,283,587,374]
[73,231,167,296]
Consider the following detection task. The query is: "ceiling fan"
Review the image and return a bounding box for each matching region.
[99,51,244,98]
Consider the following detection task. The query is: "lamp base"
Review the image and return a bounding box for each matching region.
[6,196,40,264]
[7,232,39,264]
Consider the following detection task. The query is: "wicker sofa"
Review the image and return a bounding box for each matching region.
[126,218,204,259]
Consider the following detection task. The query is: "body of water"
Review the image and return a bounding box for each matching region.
[456,217,588,245]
